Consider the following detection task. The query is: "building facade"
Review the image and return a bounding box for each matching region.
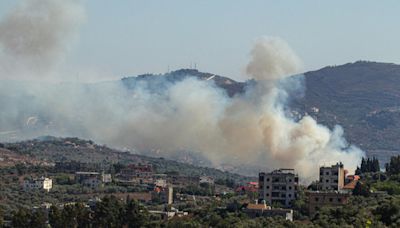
[75,171,111,188]
[319,162,345,191]
[259,169,299,207]
[23,177,53,192]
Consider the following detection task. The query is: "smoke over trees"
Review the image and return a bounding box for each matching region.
[0,1,363,183]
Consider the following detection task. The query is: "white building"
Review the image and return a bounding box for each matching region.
[199,176,214,185]
[102,173,112,183]
[259,169,299,207]
[23,177,52,192]
[319,162,345,191]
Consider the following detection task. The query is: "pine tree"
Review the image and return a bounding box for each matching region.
[360,158,366,173]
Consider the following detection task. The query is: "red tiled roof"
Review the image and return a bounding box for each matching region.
[343,180,358,190]
[246,203,268,210]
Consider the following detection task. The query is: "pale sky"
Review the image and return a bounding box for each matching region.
[1,0,400,81]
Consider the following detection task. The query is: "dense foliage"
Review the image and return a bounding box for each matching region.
[385,155,400,175]
[355,157,380,174]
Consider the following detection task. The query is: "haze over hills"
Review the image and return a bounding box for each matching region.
[299,61,400,165]
[0,61,399,173]
[120,61,400,166]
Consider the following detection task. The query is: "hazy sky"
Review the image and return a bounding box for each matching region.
[0,0,399,81]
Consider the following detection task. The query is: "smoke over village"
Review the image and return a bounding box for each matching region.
[2,0,400,226]
[0,0,364,183]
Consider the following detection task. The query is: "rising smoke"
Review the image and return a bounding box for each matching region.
[0,1,363,183]
[0,0,85,78]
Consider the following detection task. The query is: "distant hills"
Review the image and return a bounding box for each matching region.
[299,61,400,165]
[1,136,251,183]
[2,61,400,168]
[121,61,400,165]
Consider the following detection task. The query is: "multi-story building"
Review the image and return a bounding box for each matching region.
[75,171,111,188]
[319,162,346,191]
[23,177,53,192]
[259,169,299,207]
[120,164,154,180]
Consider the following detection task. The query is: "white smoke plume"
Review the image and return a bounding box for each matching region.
[0,0,85,78]
[0,1,364,183]
[246,37,302,81]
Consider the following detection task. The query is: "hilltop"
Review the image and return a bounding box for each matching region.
[1,137,252,183]
[298,61,400,164]
[121,68,246,97]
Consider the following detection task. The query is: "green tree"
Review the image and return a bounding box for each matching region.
[12,208,32,228]
[353,181,370,197]
[123,200,149,227]
[0,207,4,227]
[30,209,47,228]
[49,205,63,228]
[61,204,78,228]
[386,155,400,175]
[374,199,400,226]
[93,196,123,228]
[75,203,92,228]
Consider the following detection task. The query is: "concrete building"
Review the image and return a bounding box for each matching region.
[75,171,111,188]
[120,164,154,180]
[319,162,346,191]
[23,177,52,192]
[307,191,350,215]
[259,169,299,207]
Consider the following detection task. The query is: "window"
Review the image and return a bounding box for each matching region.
[266,178,270,182]
[326,172,330,175]
[315,197,319,201]
[266,193,269,197]
[266,186,270,189]
[288,179,292,182]
[329,198,333,202]
[281,186,285,190]
[288,194,292,198]
[272,192,279,197]
[281,194,286,198]
[337,198,341,202]
[326,179,329,183]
